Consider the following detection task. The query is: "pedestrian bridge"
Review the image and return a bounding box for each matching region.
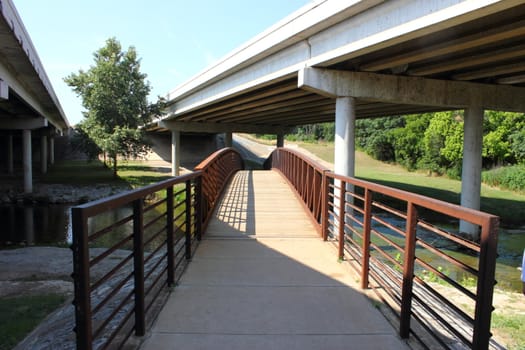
[71,148,499,350]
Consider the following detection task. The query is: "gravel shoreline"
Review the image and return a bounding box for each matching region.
[0,182,131,205]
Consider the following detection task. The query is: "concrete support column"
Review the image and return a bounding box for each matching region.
[24,207,34,245]
[460,106,484,239]
[171,130,180,177]
[49,137,55,165]
[334,97,357,237]
[41,135,48,174]
[23,129,32,193]
[276,133,284,148]
[334,97,356,177]
[224,132,233,148]
[7,134,13,174]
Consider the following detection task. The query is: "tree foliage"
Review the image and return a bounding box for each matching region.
[290,110,525,182]
[355,116,403,162]
[65,37,164,176]
[353,110,525,178]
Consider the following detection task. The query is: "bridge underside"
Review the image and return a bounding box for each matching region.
[151,0,525,238]
[0,0,69,193]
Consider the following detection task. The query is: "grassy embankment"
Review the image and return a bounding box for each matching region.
[0,160,172,350]
[0,294,67,350]
[42,159,173,188]
[296,141,525,228]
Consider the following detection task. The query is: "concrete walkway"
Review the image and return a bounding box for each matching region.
[141,170,409,350]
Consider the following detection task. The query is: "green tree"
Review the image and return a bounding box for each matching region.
[419,111,463,175]
[65,37,164,177]
[483,111,525,167]
[70,120,101,161]
[391,114,432,170]
[509,130,525,164]
[356,116,403,162]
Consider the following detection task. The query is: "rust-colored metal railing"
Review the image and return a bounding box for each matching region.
[194,147,244,231]
[266,148,499,350]
[71,148,244,350]
[265,147,330,236]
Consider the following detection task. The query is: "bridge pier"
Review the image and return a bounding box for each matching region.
[7,133,13,174]
[171,130,180,176]
[276,133,284,148]
[224,132,232,148]
[41,134,48,174]
[460,106,484,239]
[49,136,55,165]
[23,129,32,193]
[334,97,356,178]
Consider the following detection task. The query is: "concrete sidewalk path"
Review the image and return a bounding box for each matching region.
[140,170,409,350]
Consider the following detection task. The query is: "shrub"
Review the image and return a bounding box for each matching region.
[482,165,525,192]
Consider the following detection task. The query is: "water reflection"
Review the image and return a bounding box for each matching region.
[0,205,71,245]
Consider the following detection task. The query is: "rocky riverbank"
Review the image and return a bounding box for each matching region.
[0,182,131,205]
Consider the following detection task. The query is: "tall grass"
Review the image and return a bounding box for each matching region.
[482,165,525,193]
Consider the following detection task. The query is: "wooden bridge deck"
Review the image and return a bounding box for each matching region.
[141,170,408,350]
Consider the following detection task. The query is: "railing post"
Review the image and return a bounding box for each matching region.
[185,180,192,259]
[472,217,499,350]
[321,172,329,241]
[132,199,146,336]
[71,208,92,350]
[195,176,203,241]
[400,202,418,339]
[166,186,174,286]
[338,179,346,260]
[361,189,372,289]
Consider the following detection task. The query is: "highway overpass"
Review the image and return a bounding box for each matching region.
[0,0,69,194]
[150,0,525,237]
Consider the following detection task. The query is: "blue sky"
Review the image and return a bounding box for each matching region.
[13,0,311,125]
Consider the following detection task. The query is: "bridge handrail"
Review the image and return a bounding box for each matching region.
[265,147,330,235]
[266,147,499,350]
[194,147,244,230]
[71,148,243,350]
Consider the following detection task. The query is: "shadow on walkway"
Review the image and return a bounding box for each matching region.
[141,170,409,350]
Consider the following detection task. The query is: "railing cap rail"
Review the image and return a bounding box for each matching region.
[268,147,497,227]
[194,147,243,171]
[327,171,499,227]
[269,147,331,173]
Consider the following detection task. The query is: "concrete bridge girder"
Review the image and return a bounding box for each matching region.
[159,120,291,175]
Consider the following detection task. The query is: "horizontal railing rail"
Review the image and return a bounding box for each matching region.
[266,147,499,350]
[71,148,244,350]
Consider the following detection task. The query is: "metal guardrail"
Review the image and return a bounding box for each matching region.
[266,147,499,350]
[264,147,330,236]
[71,148,243,350]
[195,148,245,231]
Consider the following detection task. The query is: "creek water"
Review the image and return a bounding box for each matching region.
[1,204,524,292]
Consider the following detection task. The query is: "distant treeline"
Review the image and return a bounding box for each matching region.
[274,111,525,191]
